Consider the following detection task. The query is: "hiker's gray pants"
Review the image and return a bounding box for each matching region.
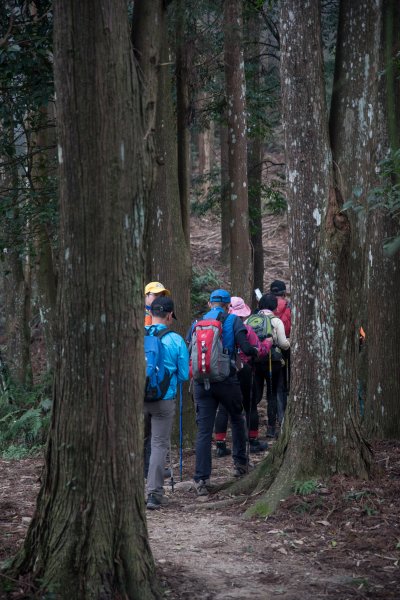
[144,399,176,497]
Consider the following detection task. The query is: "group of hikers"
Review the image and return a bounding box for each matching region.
[143,280,291,510]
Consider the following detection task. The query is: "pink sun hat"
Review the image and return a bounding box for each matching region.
[229,296,251,318]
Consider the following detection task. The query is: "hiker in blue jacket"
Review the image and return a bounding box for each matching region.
[190,289,259,496]
[145,296,189,510]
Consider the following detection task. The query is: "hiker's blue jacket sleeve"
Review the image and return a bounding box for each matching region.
[162,331,189,399]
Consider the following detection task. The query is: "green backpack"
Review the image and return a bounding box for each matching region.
[245,313,273,341]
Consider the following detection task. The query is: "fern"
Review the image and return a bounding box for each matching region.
[0,373,52,457]
[293,479,319,496]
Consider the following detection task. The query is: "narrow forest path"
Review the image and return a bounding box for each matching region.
[146,442,400,600]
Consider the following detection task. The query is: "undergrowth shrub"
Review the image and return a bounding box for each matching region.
[191,267,223,318]
[0,371,52,458]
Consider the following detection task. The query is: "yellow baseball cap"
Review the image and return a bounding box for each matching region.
[144,281,170,295]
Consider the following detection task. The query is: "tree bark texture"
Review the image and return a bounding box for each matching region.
[2,247,32,386]
[176,0,191,247]
[242,0,373,516]
[364,210,400,438]
[245,8,264,302]
[197,92,214,201]
[143,8,195,444]
[12,1,159,597]
[31,103,57,369]
[364,0,400,439]
[220,121,230,264]
[224,0,253,299]
[0,129,32,386]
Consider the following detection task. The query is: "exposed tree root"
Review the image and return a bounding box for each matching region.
[182,496,247,511]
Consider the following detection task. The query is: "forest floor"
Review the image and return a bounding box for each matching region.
[0,440,399,599]
[1,214,400,599]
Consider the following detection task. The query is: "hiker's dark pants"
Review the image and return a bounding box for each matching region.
[254,361,282,428]
[194,377,247,482]
[214,365,259,439]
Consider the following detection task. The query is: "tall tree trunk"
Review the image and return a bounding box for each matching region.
[0,130,32,386]
[364,0,400,438]
[224,0,252,299]
[245,7,264,302]
[2,246,32,387]
[10,1,159,596]
[176,0,191,247]
[220,121,230,264]
[142,7,195,444]
[197,98,213,201]
[231,0,374,517]
[31,104,57,369]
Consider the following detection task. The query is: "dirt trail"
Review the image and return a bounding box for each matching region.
[1,444,400,599]
[147,441,400,600]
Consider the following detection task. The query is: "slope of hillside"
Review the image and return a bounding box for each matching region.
[190,213,290,298]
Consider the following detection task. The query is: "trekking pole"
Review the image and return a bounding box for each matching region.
[169,439,174,493]
[268,350,273,432]
[246,363,255,472]
[179,382,183,481]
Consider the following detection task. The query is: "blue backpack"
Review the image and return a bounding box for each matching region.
[144,327,171,402]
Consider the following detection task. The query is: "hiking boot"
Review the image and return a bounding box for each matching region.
[146,493,169,510]
[266,425,276,438]
[249,439,268,453]
[194,478,211,496]
[233,463,249,478]
[216,441,231,458]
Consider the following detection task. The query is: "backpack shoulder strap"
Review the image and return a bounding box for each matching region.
[155,327,172,340]
[216,311,229,324]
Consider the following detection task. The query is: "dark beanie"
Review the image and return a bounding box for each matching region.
[270,280,286,296]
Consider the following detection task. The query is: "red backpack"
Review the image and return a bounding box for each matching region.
[190,313,231,390]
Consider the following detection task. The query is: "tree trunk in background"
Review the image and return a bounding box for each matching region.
[224,0,252,299]
[0,129,32,386]
[176,0,191,247]
[232,0,372,517]
[197,93,214,201]
[245,7,264,304]
[2,246,32,387]
[31,104,57,369]
[364,0,400,439]
[143,7,195,444]
[11,1,159,596]
[220,121,230,264]
[132,0,164,190]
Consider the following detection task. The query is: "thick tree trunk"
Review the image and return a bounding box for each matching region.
[233,0,374,517]
[364,0,400,438]
[176,0,191,247]
[245,8,264,303]
[224,0,252,299]
[143,8,195,444]
[11,1,159,597]
[364,210,400,438]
